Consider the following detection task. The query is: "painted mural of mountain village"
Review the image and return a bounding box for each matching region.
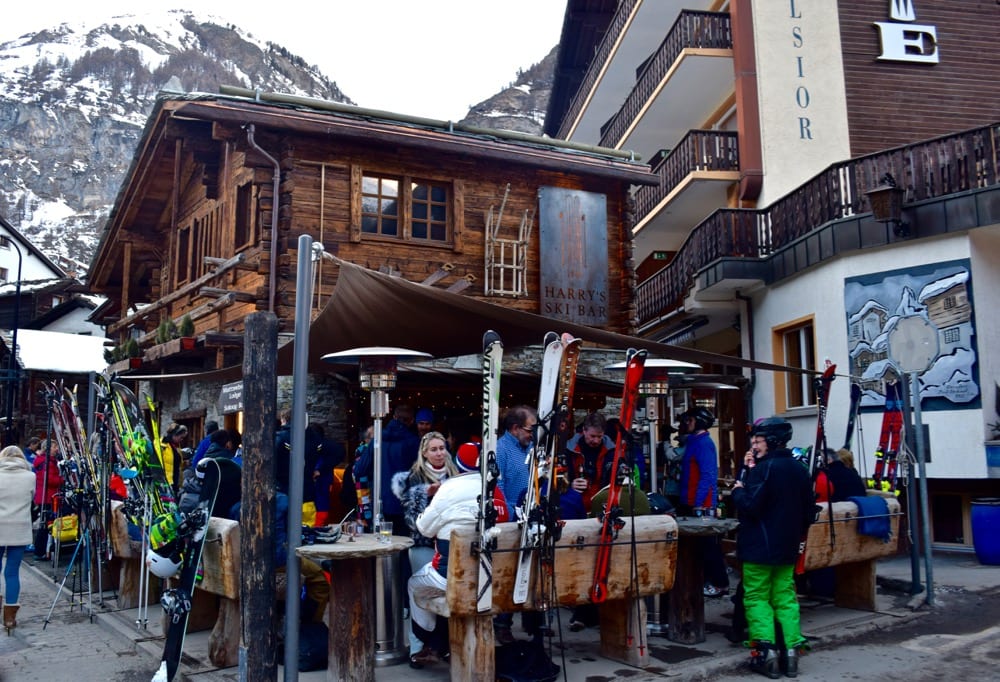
[845,262,979,408]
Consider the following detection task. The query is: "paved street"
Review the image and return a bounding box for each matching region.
[1,550,998,681]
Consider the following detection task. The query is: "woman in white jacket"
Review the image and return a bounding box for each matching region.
[0,445,38,632]
[407,444,508,667]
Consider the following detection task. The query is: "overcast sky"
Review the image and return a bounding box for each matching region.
[3,2,567,121]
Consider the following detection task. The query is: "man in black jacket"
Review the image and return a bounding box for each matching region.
[731,418,815,679]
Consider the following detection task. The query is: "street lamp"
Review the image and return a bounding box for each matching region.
[322,346,431,667]
[865,172,909,238]
[3,239,22,447]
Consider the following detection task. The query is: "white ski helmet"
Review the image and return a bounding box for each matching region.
[147,548,182,578]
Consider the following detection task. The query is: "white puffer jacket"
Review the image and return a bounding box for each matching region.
[416,472,481,540]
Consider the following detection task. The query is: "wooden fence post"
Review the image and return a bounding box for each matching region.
[241,311,278,680]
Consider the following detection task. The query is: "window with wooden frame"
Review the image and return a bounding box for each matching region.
[772,316,817,412]
[234,181,256,250]
[175,205,224,288]
[175,226,191,285]
[355,169,456,246]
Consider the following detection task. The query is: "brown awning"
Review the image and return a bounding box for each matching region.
[276,258,808,377]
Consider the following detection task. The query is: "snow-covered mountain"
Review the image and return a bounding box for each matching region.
[0,10,553,277]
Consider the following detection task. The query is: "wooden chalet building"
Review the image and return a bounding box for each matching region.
[87,87,658,440]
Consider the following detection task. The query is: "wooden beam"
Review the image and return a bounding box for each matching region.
[204,332,245,348]
[108,253,245,335]
[137,293,235,346]
[199,286,256,303]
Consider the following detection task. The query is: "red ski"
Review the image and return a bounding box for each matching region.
[795,361,836,575]
[589,348,646,604]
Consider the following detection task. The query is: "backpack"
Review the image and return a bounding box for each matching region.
[495,638,560,682]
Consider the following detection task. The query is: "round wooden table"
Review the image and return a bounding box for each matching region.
[297,534,413,681]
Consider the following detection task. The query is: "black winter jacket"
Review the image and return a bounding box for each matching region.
[731,447,815,565]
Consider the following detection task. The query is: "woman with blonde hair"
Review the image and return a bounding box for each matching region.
[0,445,37,632]
[391,430,458,666]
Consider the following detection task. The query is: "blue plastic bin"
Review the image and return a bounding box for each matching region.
[971,498,1000,565]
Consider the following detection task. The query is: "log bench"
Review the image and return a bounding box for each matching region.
[800,495,901,610]
[109,504,241,667]
[431,515,678,682]
[108,500,150,609]
[190,517,241,667]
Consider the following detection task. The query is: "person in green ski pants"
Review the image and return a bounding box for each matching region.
[731,418,816,679]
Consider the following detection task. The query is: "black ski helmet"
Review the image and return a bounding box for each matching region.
[752,417,793,449]
[690,407,715,431]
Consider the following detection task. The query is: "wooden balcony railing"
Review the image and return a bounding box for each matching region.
[636,122,1000,326]
[634,130,739,219]
[599,10,732,149]
[556,0,639,141]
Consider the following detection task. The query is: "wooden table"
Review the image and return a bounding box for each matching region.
[666,516,739,644]
[298,534,413,681]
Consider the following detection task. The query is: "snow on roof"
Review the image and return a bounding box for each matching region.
[918,270,968,302]
[847,299,888,325]
[10,329,109,373]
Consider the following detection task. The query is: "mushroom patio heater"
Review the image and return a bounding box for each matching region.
[322,346,431,666]
[605,356,700,494]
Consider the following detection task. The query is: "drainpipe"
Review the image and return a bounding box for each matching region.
[245,124,280,313]
[736,292,756,423]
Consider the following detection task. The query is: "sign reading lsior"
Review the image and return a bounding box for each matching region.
[538,187,609,326]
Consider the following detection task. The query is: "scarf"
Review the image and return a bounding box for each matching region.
[422,458,449,482]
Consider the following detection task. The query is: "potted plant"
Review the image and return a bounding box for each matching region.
[126,338,142,369]
[179,314,196,351]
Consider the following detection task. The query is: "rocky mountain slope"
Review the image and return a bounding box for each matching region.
[0,11,554,277]
[458,46,556,134]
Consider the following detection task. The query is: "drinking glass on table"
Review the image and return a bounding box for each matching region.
[378,521,393,543]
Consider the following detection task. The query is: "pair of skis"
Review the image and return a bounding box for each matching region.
[97,377,218,682]
[476,331,504,612]
[795,362,837,575]
[589,348,647,604]
[512,332,581,606]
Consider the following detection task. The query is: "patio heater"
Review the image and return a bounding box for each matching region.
[322,346,431,666]
[606,355,698,635]
[605,357,700,495]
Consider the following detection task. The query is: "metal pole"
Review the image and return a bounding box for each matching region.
[284,234,318,681]
[911,371,934,606]
[646,396,659,494]
[369,388,405,665]
[4,240,22,446]
[899,380,922,594]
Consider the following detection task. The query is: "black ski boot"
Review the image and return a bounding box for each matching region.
[784,647,799,678]
[749,642,781,679]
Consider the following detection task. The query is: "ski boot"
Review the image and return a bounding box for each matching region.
[784,647,799,678]
[749,642,781,679]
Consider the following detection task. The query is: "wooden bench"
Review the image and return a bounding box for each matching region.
[431,515,678,682]
[191,517,241,667]
[800,495,901,610]
[109,504,241,667]
[108,500,149,609]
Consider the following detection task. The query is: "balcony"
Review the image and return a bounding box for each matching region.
[635,123,1000,327]
[599,10,733,153]
[632,129,740,262]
